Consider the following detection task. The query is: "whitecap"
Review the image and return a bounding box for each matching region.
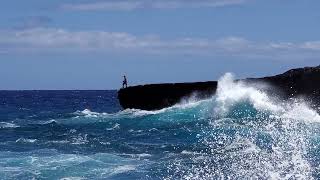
[73,109,109,117]
[0,122,19,128]
[120,153,152,159]
[38,119,57,125]
[181,150,202,155]
[60,177,85,180]
[109,165,136,176]
[15,138,37,143]
[106,123,120,131]
[46,140,69,144]
[71,134,89,145]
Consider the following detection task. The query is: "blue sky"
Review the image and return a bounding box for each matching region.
[0,0,320,90]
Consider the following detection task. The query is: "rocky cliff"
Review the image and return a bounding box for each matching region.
[118,65,320,110]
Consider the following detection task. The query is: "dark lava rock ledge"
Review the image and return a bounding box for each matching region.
[118,65,320,111]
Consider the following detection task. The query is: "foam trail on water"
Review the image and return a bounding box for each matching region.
[70,98,211,120]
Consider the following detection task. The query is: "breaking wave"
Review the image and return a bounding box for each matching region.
[164,73,320,179]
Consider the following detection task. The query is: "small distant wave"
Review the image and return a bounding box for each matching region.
[15,138,37,143]
[70,134,89,145]
[38,119,58,125]
[109,165,136,176]
[0,122,19,129]
[74,109,108,117]
[60,177,85,180]
[119,153,152,159]
[106,123,120,131]
[46,140,70,144]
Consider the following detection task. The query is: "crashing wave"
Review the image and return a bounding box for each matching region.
[164,73,320,179]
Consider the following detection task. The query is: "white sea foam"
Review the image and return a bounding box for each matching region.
[119,153,152,159]
[39,119,57,125]
[72,108,155,121]
[16,138,37,143]
[46,140,69,144]
[0,122,19,128]
[214,73,316,179]
[60,177,85,180]
[68,98,210,125]
[106,123,120,131]
[281,102,320,123]
[214,73,320,123]
[215,73,283,115]
[79,109,107,117]
[71,134,89,145]
[0,150,142,179]
[110,165,136,175]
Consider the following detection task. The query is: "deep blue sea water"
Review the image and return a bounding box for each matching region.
[1,74,320,179]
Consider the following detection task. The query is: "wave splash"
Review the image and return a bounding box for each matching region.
[165,73,320,179]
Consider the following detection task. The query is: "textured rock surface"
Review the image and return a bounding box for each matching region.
[245,65,320,107]
[118,65,320,110]
[118,81,217,110]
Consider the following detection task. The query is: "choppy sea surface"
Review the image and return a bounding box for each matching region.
[1,74,320,179]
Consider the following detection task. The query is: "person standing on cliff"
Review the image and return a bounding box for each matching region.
[122,75,128,88]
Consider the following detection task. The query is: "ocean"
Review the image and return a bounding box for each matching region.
[1,74,320,179]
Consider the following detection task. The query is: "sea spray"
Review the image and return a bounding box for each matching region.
[166,73,319,179]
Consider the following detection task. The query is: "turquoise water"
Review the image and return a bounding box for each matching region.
[1,74,320,179]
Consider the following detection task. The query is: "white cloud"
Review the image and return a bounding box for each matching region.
[301,41,320,50]
[1,28,320,60]
[61,0,247,11]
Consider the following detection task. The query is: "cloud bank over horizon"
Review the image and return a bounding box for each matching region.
[1,27,320,60]
[1,1,320,89]
[60,0,247,11]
